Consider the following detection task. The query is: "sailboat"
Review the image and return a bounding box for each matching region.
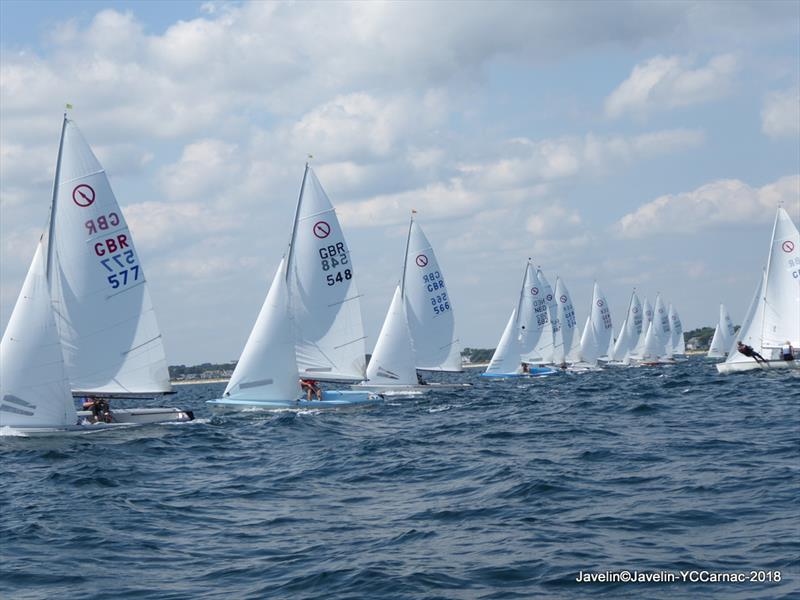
[483,260,557,377]
[552,276,579,367]
[718,207,799,373]
[609,290,642,364]
[524,267,557,365]
[403,217,462,372]
[637,294,675,365]
[1,115,193,433]
[360,214,469,393]
[571,282,613,369]
[628,296,653,362]
[707,304,735,358]
[208,164,380,409]
[667,303,685,357]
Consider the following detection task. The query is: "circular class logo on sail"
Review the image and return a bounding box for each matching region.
[597,299,604,307]
[546,294,553,302]
[560,295,567,303]
[313,221,331,239]
[415,254,428,268]
[783,240,796,253]
[633,307,639,313]
[531,287,539,296]
[72,184,95,207]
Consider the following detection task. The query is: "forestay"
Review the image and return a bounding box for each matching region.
[0,241,77,429]
[403,221,461,371]
[48,118,171,395]
[224,259,299,401]
[287,167,367,382]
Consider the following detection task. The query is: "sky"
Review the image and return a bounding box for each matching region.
[1,0,798,365]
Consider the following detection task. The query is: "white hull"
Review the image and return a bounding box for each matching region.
[0,407,194,436]
[76,407,195,424]
[717,360,799,374]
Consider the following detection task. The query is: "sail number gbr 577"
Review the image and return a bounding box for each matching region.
[86,212,142,291]
[319,243,352,286]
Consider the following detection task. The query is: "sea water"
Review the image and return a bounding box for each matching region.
[1,357,798,599]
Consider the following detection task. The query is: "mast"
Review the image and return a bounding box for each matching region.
[45,113,68,281]
[400,211,415,299]
[760,208,780,346]
[514,259,531,329]
[285,162,310,282]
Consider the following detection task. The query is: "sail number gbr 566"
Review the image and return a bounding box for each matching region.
[319,243,352,286]
[423,271,450,316]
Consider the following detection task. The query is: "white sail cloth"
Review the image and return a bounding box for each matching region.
[366,286,417,385]
[403,221,461,371]
[0,241,77,428]
[48,119,171,395]
[611,291,642,361]
[224,259,299,400]
[287,167,367,381]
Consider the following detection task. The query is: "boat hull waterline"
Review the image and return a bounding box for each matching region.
[207,390,383,410]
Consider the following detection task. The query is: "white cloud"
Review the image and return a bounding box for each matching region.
[617,175,800,238]
[605,54,737,119]
[761,88,800,139]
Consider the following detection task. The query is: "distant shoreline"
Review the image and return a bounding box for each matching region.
[171,378,229,386]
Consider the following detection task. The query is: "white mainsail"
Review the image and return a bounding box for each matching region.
[526,268,556,363]
[761,207,800,349]
[403,220,461,371]
[1,240,77,428]
[652,294,672,357]
[552,277,578,364]
[721,303,736,345]
[612,291,642,361]
[47,118,171,395]
[287,166,367,382]
[630,296,653,359]
[668,304,685,355]
[587,282,613,363]
[366,285,417,385]
[223,259,299,401]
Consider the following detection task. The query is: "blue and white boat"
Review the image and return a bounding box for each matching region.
[208,164,379,410]
[482,259,558,378]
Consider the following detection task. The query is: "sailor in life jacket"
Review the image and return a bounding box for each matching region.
[781,341,795,361]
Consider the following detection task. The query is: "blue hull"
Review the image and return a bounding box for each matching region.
[207,390,382,410]
[480,368,558,378]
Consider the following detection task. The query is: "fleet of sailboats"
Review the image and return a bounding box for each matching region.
[2,114,797,434]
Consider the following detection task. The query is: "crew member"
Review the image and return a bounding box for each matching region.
[299,379,322,401]
[737,341,767,364]
[781,341,795,361]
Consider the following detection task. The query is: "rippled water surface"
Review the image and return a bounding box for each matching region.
[1,358,798,599]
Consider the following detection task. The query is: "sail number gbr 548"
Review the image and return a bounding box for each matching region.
[319,243,352,286]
